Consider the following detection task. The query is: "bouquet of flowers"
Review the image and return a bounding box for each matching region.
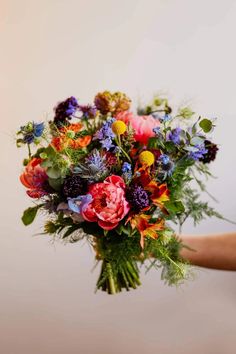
[17,91,222,294]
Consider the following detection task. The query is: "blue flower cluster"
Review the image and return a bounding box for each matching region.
[122,162,132,182]
[94,118,115,151]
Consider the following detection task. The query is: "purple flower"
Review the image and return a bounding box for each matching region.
[122,162,132,173]
[122,162,132,182]
[79,104,97,119]
[54,96,78,126]
[68,194,93,214]
[168,127,182,145]
[126,185,150,213]
[189,144,208,161]
[94,118,115,151]
[86,150,107,171]
[101,138,114,151]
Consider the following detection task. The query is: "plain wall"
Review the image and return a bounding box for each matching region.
[0,1,236,353]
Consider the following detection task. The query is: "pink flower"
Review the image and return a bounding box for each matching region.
[116,111,160,145]
[81,175,130,230]
[20,158,48,198]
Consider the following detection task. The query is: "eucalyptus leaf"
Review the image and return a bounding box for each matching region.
[199,118,212,133]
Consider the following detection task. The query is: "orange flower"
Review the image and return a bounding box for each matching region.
[70,135,92,148]
[20,158,48,198]
[51,136,65,151]
[61,122,83,133]
[51,122,91,150]
[145,180,170,207]
[130,214,165,248]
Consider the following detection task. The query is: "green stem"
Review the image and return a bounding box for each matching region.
[27,143,32,158]
[106,262,116,295]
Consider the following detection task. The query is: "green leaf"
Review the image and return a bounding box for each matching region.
[48,177,63,191]
[165,141,176,153]
[22,205,42,226]
[148,137,159,149]
[164,200,185,214]
[199,118,212,133]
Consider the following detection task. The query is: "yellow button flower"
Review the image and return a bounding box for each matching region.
[139,151,155,166]
[112,120,127,135]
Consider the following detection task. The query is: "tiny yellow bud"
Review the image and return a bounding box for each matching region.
[139,151,155,166]
[112,120,127,135]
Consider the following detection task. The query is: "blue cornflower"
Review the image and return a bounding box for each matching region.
[33,122,44,137]
[159,154,170,165]
[68,194,93,214]
[21,122,45,144]
[189,144,208,161]
[122,162,132,173]
[168,127,182,145]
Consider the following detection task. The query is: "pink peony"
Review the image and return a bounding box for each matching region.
[81,175,130,230]
[116,111,160,145]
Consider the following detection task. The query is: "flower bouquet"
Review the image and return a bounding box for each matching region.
[17,91,222,294]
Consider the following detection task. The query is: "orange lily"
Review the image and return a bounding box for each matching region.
[144,180,170,208]
[130,214,165,248]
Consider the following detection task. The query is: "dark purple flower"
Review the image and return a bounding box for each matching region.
[54,96,78,127]
[63,175,87,198]
[199,140,219,164]
[126,185,150,213]
[79,104,97,119]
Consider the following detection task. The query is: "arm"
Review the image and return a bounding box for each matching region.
[180,232,236,270]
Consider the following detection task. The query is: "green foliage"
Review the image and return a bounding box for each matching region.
[40,145,70,179]
[44,213,82,241]
[22,204,43,226]
[199,118,213,133]
[180,187,224,226]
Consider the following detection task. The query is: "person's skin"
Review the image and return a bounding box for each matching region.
[180,232,236,271]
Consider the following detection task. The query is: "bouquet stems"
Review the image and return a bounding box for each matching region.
[96,259,141,294]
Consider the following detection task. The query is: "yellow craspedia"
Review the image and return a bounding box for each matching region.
[112,120,127,135]
[139,151,155,166]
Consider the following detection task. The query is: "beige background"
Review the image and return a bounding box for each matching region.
[1,0,236,353]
